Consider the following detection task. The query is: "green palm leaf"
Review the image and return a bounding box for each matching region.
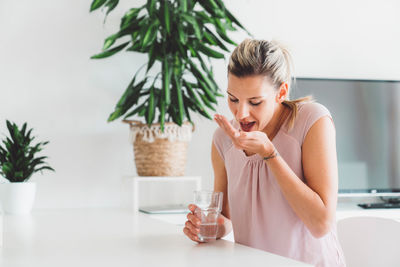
[90,0,250,128]
[91,41,130,59]
[90,0,107,12]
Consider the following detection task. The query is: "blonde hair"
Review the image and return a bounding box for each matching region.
[228,39,312,129]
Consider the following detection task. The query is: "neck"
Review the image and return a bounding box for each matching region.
[263,103,286,138]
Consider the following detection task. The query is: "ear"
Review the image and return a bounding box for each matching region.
[275,82,289,103]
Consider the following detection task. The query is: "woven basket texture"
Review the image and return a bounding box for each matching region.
[133,132,188,176]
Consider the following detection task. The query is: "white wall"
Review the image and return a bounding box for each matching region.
[0,0,399,209]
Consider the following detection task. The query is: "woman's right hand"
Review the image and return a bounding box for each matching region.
[183,204,201,243]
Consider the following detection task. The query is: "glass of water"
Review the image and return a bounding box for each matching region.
[193,191,223,242]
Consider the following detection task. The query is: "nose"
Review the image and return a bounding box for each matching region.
[236,103,250,120]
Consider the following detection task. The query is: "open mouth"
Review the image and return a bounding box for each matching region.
[240,121,256,132]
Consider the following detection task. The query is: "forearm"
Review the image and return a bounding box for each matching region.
[266,156,334,238]
[216,214,233,239]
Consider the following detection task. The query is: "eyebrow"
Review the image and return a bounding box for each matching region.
[227,91,265,100]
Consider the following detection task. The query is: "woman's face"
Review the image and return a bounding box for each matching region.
[227,74,284,132]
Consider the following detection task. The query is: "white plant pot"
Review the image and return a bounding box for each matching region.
[0,182,36,214]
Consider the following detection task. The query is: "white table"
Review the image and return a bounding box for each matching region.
[0,208,312,267]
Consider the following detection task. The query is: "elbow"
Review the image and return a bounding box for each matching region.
[309,219,332,239]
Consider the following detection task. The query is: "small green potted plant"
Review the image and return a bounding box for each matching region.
[0,120,54,214]
[90,0,249,176]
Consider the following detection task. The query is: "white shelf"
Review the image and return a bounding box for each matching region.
[123,176,202,212]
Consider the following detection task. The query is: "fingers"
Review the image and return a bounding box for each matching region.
[233,132,251,150]
[213,114,262,152]
[183,226,200,242]
[187,212,201,226]
[185,220,200,235]
[214,114,239,139]
[213,115,226,132]
[188,204,197,213]
[236,137,252,147]
[184,209,201,243]
[217,215,225,225]
[219,115,239,137]
[237,131,248,139]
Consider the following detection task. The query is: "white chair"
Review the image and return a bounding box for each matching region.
[337,216,400,267]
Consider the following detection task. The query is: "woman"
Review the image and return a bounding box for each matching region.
[183,39,346,267]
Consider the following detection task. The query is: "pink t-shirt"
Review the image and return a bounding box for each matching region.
[213,102,346,267]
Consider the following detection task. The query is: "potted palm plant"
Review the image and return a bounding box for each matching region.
[0,120,54,214]
[90,0,249,176]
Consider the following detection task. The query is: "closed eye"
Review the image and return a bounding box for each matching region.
[229,98,262,106]
[250,101,262,106]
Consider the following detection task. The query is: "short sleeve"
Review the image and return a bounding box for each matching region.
[295,102,333,145]
[212,126,232,162]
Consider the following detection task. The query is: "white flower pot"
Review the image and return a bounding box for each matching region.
[0,182,36,214]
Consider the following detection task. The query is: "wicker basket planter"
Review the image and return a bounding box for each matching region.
[123,120,194,176]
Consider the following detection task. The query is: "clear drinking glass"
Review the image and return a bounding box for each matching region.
[193,191,223,242]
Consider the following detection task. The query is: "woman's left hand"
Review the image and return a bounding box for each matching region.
[214,114,274,157]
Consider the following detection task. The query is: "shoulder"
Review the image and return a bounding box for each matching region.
[288,102,333,145]
[297,102,331,119]
[213,126,228,145]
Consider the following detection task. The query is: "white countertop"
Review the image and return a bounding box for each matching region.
[336,202,400,221]
[0,208,312,267]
